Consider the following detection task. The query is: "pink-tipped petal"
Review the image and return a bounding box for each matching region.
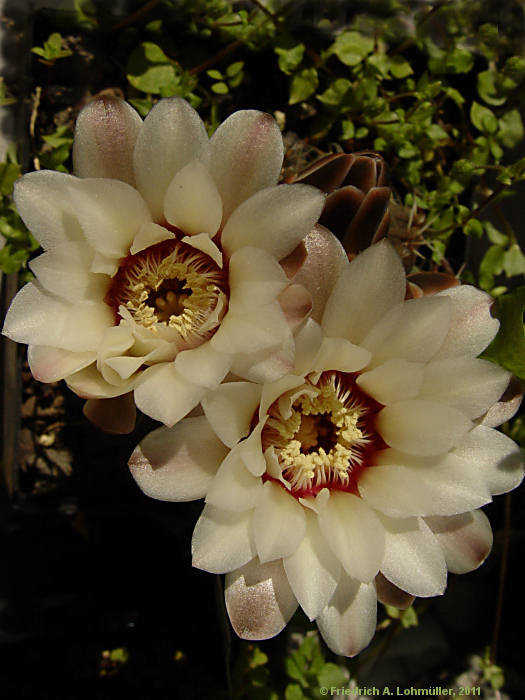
[129,416,227,500]
[225,558,298,640]
[210,110,284,221]
[375,572,415,610]
[28,345,95,382]
[277,283,312,333]
[425,510,493,575]
[133,97,210,221]
[73,96,142,185]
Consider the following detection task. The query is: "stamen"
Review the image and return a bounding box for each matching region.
[262,371,384,497]
[105,239,228,348]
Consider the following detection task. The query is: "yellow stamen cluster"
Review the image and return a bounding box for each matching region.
[116,243,227,344]
[265,377,370,492]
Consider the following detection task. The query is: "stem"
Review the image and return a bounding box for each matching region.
[189,40,243,76]
[111,0,162,31]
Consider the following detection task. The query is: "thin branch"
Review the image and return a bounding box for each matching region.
[189,40,243,76]
[491,493,512,664]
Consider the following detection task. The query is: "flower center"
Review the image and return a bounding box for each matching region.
[105,239,228,348]
[262,371,384,497]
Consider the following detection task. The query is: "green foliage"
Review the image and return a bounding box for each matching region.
[0,77,16,106]
[479,648,505,691]
[384,604,419,629]
[482,286,525,381]
[284,634,351,698]
[31,32,72,63]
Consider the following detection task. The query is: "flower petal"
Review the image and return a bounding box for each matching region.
[211,301,292,355]
[425,510,493,574]
[356,359,424,405]
[482,377,523,428]
[13,170,83,250]
[175,341,231,388]
[230,342,295,384]
[317,491,385,582]
[202,381,262,448]
[221,184,325,261]
[316,577,377,657]
[133,97,210,221]
[73,96,142,185]
[29,241,106,302]
[205,448,263,512]
[434,285,499,359]
[228,246,289,315]
[419,356,510,419]
[130,222,175,255]
[66,364,131,398]
[379,514,447,597]
[322,240,406,344]
[453,425,524,496]
[362,296,451,366]
[375,572,415,610]
[377,400,473,456]
[192,504,255,574]
[129,416,227,500]
[210,109,283,221]
[225,558,298,640]
[28,345,95,382]
[292,224,349,323]
[277,284,313,333]
[67,178,151,258]
[164,159,223,236]
[83,393,136,434]
[253,481,306,563]
[3,282,113,352]
[312,336,371,374]
[134,362,206,426]
[358,452,491,517]
[284,511,341,621]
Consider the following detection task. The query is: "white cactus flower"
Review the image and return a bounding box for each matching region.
[129,240,523,657]
[2,97,326,431]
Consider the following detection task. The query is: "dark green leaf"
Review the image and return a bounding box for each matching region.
[289,67,318,105]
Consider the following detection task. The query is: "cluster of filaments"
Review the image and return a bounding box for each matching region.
[263,372,373,494]
[106,240,227,347]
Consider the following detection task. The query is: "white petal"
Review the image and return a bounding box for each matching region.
[228,247,288,315]
[205,448,263,512]
[210,109,284,221]
[133,97,210,221]
[419,356,511,418]
[292,224,349,323]
[174,341,231,388]
[317,491,385,582]
[29,241,106,302]
[358,452,491,517]
[130,222,175,255]
[3,282,112,352]
[202,381,262,448]
[482,381,523,428]
[128,417,227,500]
[164,159,222,235]
[425,510,493,574]
[181,233,223,268]
[278,283,312,333]
[134,362,206,426]
[225,558,298,640]
[294,319,324,376]
[435,285,499,358]
[377,400,473,456]
[375,573,415,610]
[379,514,447,597]
[28,345,95,382]
[238,422,266,476]
[192,504,255,574]
[230,342,295,384]
[13,170,84,250]
[83,393,136,434]
[66,364,132,398]
[316,577,377,657]
[312,336,371,374]
[453,425,524,495]
[67,178,151,258]
[363,296,452,366]
[221,184,325,261]
[211,301,291,355]
[356,359,424,405]
[253,481,306,563]
[322,240,406,344]
[73,96,142,185]
[284,511,341,620]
